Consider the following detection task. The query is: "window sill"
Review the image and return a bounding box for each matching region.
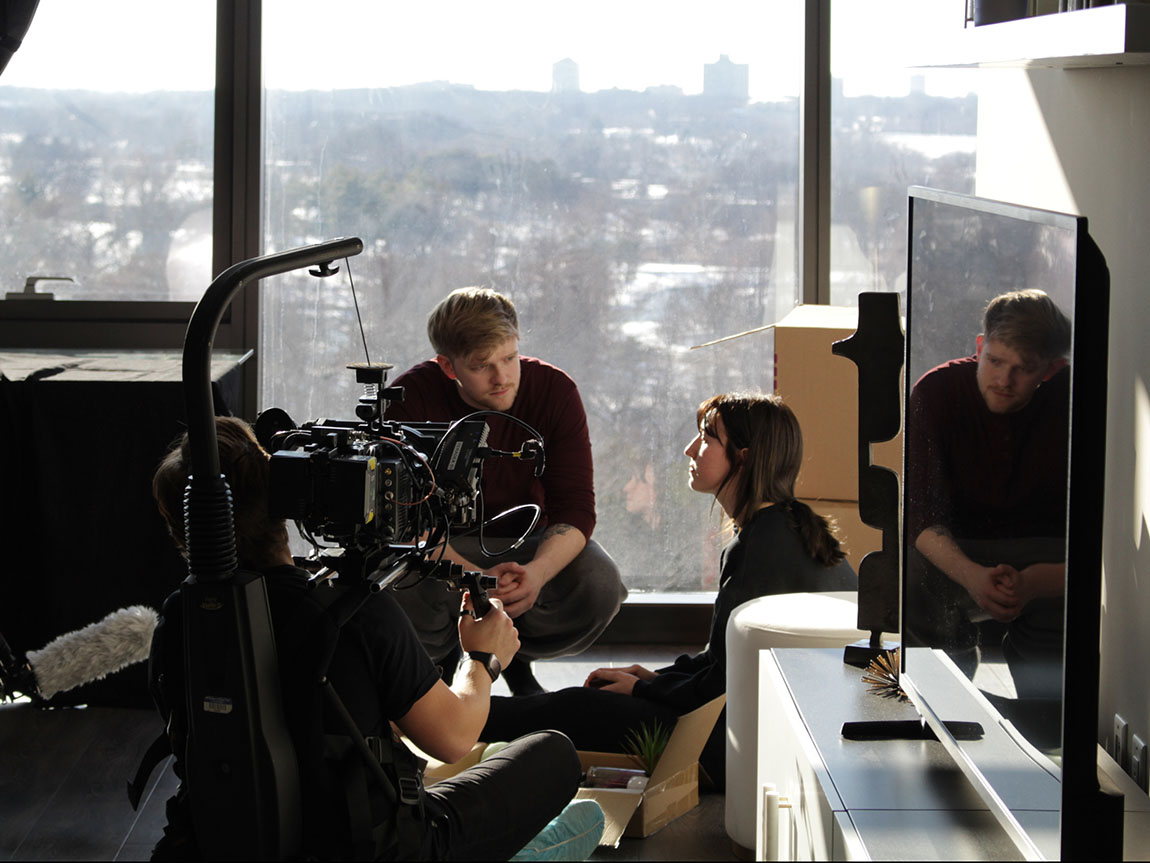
[597,592,716,645]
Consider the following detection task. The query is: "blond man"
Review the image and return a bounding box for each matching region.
[385,288,626,695]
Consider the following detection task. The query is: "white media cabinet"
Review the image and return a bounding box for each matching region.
[754,648,1150,860]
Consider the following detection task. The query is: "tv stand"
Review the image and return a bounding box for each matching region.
[755,648,1150,860]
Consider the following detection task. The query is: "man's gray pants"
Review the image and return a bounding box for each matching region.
[389,534,627,665]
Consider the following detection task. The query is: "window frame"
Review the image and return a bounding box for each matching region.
[0,0,262,416]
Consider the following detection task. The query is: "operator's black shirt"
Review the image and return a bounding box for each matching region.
[148,566,441,859]
[260,565,441,732]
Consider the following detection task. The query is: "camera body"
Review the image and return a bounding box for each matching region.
[261,412,499,608]
[264,416,490,551]
[255,362,541,610]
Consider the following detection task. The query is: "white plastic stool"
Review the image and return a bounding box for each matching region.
[724,592,869,853]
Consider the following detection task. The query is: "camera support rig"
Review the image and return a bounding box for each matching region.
[178,238,544,858]
[180,237,367,860]
[347,360,403,426]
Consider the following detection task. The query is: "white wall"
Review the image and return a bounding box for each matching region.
[975,64,1150,752]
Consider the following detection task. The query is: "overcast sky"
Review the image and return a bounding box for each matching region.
[2,0,972,100]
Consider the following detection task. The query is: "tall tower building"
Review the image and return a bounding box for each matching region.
[552,58,579,94]
[703,54,749,104]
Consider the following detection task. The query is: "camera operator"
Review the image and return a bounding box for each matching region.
[149,416,582,860]
[384,287,627,695]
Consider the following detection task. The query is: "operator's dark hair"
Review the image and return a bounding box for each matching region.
[982,289,1072,361]
[697,392,845,567]
[153,416,289,570]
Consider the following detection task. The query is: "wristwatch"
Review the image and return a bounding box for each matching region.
[467,651,502,683]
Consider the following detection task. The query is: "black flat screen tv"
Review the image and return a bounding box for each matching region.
[900,186,1119,860]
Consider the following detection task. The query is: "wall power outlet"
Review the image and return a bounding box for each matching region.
[1114,714,1130,772]
[1132,734,1148,792]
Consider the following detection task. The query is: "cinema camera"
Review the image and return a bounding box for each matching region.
[256,361,544,617]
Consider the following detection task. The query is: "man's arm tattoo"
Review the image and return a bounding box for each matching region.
[541,523,577,540]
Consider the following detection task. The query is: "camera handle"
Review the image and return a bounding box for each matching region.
[459,570,494,619]
[410,559,495,619]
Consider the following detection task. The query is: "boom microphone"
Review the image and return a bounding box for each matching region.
[0,606,158,701]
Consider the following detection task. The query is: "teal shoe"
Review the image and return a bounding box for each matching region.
[511,799,605,862]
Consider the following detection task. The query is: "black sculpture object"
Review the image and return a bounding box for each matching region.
[831,292,903,667]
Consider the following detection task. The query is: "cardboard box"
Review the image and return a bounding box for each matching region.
[773,304,902,501]
[798,498,883,575]
[575,695,725,845]
[421,695,726,848]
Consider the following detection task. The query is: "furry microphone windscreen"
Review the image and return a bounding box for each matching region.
[26,606,158,699]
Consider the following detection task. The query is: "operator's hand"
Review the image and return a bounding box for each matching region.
[457,592,519,670]
[961,564,1022,623]
[583,664,657,696]
[488,561,546,619]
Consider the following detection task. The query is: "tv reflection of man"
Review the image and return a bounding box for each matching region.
[905,289,1071,699]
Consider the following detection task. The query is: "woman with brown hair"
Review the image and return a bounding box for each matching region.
[482,392,856,789]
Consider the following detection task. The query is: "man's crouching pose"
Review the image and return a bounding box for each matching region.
[385,288,627,695]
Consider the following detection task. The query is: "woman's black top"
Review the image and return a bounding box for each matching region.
[632,504,857,711]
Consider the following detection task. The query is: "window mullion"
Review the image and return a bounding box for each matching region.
[799,0,831,306]
[212,0,262,417]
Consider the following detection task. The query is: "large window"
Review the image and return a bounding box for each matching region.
[0,2,982,593]
[829,0,977,305]
[261,1,804,591]
[0,1,216,302]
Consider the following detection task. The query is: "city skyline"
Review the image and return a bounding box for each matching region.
[2,0,973,101]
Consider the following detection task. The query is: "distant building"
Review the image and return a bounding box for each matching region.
[553,58,579,94]
[703,54,749,104]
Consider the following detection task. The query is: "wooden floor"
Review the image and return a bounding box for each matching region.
[0,645,739,862]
